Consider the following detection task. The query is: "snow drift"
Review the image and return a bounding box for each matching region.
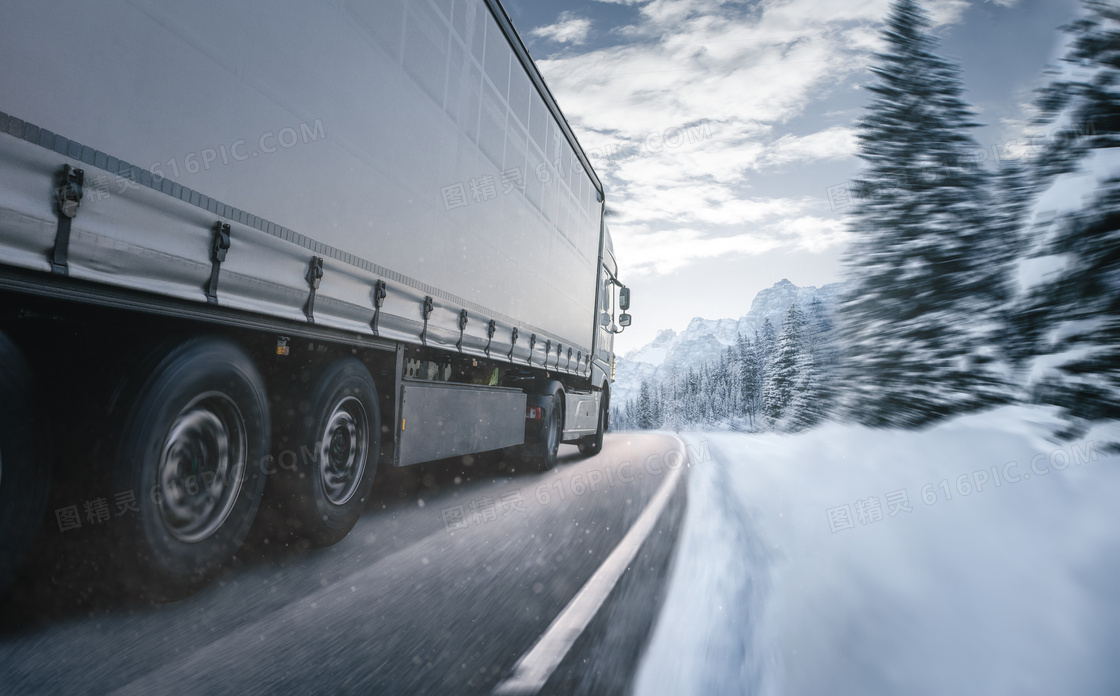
[636,406,1120,695]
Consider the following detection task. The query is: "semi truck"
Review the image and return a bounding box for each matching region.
[0,0,631,595]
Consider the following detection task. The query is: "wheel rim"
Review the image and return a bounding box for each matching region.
[157,392,247,543]
[318,396,368,506]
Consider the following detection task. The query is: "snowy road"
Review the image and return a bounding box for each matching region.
[5,409,1117,695]
[636,407,1120,695]
[0,433,688,695]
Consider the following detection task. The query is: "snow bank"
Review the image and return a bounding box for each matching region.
[635,406,1120,695]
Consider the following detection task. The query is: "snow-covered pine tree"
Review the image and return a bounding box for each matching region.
[735,331,749,366]
[683,366,701,425]
[637,380,655,430]
[694,364,709,426]
[759,319,777,361]
[740,335,765,429]
[806,296,838,421]
[705,361,722,427]
[717,349,738,425]
[764,304,808,427]
[662,374,684,432]
[756,319,778,426]
[788,342,819,431]
[1013,0,1120,421]
[653,381,666,427]
[1034,0,1120,179]
[711,360,723,424]
[839,0,1009,427]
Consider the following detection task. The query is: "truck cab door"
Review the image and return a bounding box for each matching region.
[596,270,616,368]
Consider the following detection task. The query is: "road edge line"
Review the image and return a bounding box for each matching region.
[492,437,688,695]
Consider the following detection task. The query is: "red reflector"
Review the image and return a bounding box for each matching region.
[526,406,543,420]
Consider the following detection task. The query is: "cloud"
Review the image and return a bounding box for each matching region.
[610,226,785,275]
[610,208,850,276]
[925,0,970,25]
[530,0,976,277]
[529,12,592,45]
[755,127,859,169]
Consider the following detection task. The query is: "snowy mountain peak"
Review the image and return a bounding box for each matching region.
[625,328,680,366]
[612,279,845,403]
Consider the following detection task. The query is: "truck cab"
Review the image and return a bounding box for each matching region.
[550,226,630,458]
[594,227,631,387]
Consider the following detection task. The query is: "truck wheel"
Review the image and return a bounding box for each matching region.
[577,394,606,456]
[0,333,47,597]
[275,358,380,547]
[115,337,269,594]
[530,390,563,472]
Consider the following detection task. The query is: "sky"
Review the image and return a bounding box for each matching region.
[499,0,1081,355]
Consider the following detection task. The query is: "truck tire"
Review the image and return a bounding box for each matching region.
[114,337,269,595]
[272,357,380,547]
[578,391,608,456]
[0,332,47,597]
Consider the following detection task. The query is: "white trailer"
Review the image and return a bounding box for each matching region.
[0,0,632,595]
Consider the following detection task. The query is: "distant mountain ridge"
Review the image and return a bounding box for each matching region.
[612,279,843,404]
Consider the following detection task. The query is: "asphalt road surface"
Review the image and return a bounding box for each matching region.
[0,432,689,695]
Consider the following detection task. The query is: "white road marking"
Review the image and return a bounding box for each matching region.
[493,442,686,695]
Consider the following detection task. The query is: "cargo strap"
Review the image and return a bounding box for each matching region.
[507,327,519,361]
[206,222,231,304]
[484,319,496,358]
[527,333,536,365]
[370,279,387,336]
[455,309,469,352]
[51,165,84,275]
[420,296,434,346]
[304,256,323,322]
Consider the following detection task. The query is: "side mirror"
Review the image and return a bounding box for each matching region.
[618,313,632,328]
[618,287,630,311]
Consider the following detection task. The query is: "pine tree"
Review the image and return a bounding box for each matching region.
[788,344,819,430]
[1014,1,1120,421]
[1034,1,1120,178]
[683,366,701,425]
[764,304,808,427]
[839,0,1009,427]
[707,359,724,427]
[759,319,777,360]
[740,336,765,429]
[805,296,838,421]
[637,380,655,430]
[662,377,684,432]
[756,319,778,425]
